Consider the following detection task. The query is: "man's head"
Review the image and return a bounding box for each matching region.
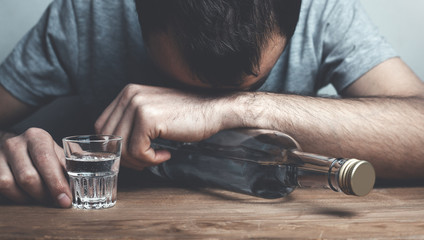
[134,0,301,90]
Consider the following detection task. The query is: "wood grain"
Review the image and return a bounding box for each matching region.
[1,172,423,239]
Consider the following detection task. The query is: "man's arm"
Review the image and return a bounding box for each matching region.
[0,85,34,129]
[0,85,72,207]
[231,57,424,180]
[96,57,424,180]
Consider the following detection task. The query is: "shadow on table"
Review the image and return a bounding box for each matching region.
[121,169,361,218]
[118,167,177,190]
[119,167,296,204]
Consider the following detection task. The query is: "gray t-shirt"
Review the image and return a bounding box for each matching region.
[0,0,397,109]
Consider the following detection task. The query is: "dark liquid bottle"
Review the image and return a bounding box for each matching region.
[150,129,375,199]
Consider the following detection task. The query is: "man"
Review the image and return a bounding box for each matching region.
[0,0,423,208]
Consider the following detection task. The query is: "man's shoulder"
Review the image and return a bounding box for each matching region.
[61,0,135,18]
[59,0,134,10]
[49,0,136,25]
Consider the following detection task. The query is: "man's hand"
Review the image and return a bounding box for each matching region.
[95,84,233,170]
[0,128,72,207]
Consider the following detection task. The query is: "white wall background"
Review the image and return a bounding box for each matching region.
[0,0,52,62]
[1,0,423,95]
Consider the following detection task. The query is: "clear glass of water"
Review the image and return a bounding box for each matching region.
[63,135,122,209]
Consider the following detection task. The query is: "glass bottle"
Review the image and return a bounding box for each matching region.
[149,128,376,199]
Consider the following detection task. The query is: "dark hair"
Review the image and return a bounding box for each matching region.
[134,0,301,87]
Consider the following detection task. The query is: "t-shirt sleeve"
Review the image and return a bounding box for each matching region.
[317,0,398,94]
[0,0,78,106]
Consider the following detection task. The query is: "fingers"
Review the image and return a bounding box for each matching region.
[3,135,49,203]
[0,128,72,208]
[111,95,167,169]
[0,151,30,204]
[112,101,147,170]
[96,87,145,169]
[94,91,123,134]
[27,134,72,208]
[95,84,176,169]
[95,84,138,135]
[96,85,168,169]
[54,143,66,168]
[129,113,171,165]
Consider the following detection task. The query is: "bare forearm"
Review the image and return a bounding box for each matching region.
[0,84,34,129]
[227,93,424,180]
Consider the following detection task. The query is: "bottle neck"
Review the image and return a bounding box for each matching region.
[289,150,345,192]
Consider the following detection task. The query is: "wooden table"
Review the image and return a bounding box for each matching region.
[1,171,423,239]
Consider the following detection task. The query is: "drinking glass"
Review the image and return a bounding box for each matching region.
[63,135,122,209]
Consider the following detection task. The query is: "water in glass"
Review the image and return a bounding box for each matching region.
[66,152,120,209]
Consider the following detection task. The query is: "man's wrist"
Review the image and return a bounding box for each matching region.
[217,91,297,133]
[215,92,269,130]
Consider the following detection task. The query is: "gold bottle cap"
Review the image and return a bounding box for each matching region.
[338,159,376,196]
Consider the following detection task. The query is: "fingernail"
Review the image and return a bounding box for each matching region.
[57,193,72,208]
